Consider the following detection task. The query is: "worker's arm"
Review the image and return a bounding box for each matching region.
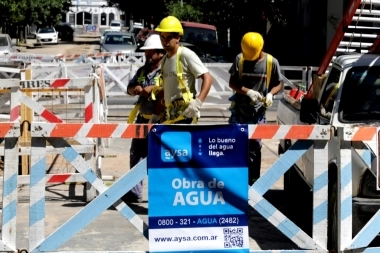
[267,57,283,96]
[127,67,143,96]
[127,85,141,96]
[229,72,262,102]
[228,54,254,96]
[268,81,283,96]
[197,72,213,102]
[140,85,155,97]
[229,74,250,94]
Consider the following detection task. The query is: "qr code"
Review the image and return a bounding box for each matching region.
[223,228,244,248]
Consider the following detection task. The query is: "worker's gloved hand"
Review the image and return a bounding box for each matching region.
[246,89,263,103]
[264,93,273,108]
[183,98,203,118]
[148,114,161,124]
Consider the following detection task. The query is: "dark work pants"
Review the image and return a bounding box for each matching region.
[128,115,149,199]
[229,106,266,185]
[248,139,262,185]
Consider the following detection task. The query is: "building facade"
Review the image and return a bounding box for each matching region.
[63,0,125,27]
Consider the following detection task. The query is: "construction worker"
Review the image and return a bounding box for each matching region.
[149,15,213,124]
[123,34,165,203]
[229,32,283,185]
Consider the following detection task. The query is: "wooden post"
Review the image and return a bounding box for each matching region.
[20,68,33,175]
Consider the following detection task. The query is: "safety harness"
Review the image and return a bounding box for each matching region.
[127,68,159,123]
[229,53,273,112]
[153,46,197,124]
[239,53,273,90]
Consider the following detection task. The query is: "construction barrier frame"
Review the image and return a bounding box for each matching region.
[0,123,377,252]
[0,74,107,202]
[8,122,330,253]
[338,126,380,253]
[0,52,316,107]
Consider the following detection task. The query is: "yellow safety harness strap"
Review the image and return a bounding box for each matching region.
[238,54,273,104]
[266,54,272,89]
[150,86,162,101]
[238,53,273,89]
[238,55,244,81]
[128,69,146,123]
[159,46,197,124]
[140,113,152,119]
[128,103,142,123]
[176,47,193,103]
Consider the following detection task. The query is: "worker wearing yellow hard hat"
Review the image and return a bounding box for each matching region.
[228,32,283,185]
[241,32,264,61]
[155,15,184,35]
[148,16,213,124]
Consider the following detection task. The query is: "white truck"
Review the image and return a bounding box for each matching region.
[277,53,380,251]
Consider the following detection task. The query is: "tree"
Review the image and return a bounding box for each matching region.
[164,1,202,22]
[26,0,72,26]
[107,0,167,26]
[0,0,27,27]
[0,0,71,29]
[106,0,296,52]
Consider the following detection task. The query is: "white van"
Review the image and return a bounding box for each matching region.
[109,20,122,31]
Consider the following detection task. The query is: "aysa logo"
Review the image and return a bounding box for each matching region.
[161,132,192,162]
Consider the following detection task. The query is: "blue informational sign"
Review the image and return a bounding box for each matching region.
[148,124,249,253]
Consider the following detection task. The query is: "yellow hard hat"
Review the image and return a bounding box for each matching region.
[241,32,264,61]
[155,16,184,35]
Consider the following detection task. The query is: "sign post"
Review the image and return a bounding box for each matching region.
[148,124,249,253]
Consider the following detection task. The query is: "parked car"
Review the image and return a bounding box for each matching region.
[100,29,120,45]
[55,23,74,42]
[36,27,58,45]
[0,34,17,55]
[100,32,137,53]
[109,20,122,31]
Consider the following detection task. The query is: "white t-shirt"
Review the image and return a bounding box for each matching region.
[161,46,208,103]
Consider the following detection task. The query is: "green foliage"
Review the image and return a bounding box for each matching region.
[0,0,27,26]
[179,0,294,29]
[27,0,72,26]
[165,1,202,22]
[106,0,295,31]
[0,0,71,27]
[107,0,166,24]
